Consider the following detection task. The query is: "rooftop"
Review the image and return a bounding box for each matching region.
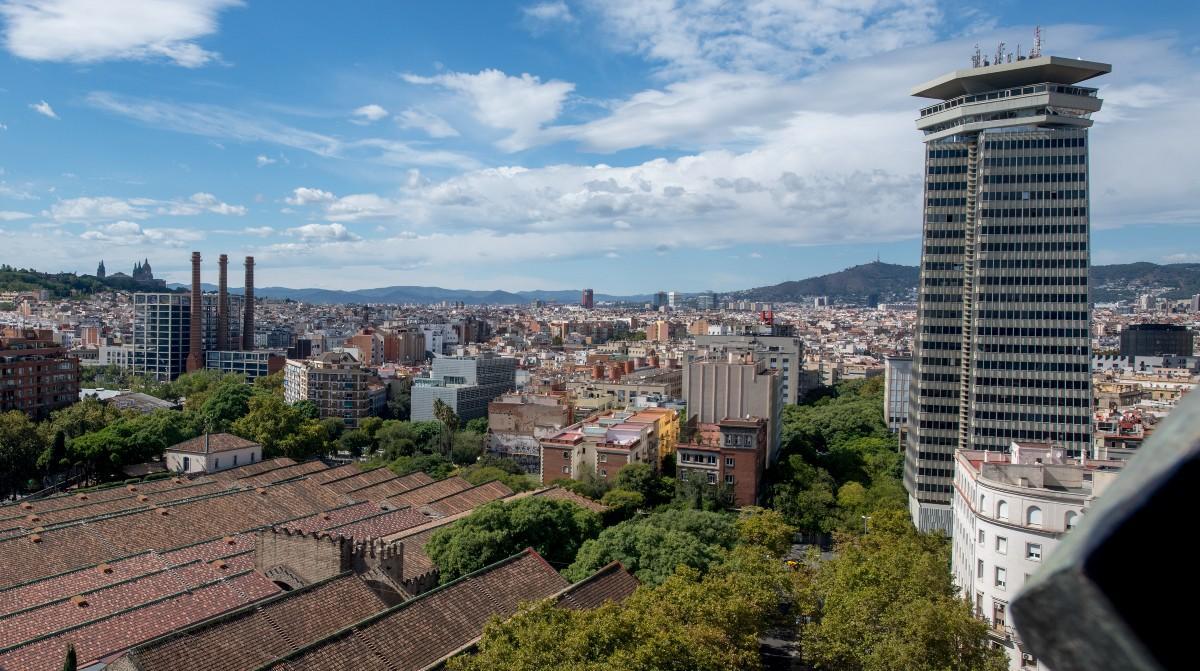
[166,433,260,455]
[911,55,1111,100]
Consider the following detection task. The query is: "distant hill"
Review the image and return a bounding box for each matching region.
[1090,262,1200,301]
[732,262,919,303]
[163,283,652,305]
[0,266,179,300]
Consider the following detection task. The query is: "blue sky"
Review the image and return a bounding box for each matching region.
[1,0,1198,293]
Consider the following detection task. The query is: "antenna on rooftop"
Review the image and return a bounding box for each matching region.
[1031,25,1043,58]
[995,42,1007,66]
[971,44,982,68]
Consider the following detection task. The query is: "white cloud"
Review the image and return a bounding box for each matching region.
[255,154,276,166]
[286,222,361,242]
[402,69,574,151]
[87,91,479,169]
[0,210,32,221]
[523,1,574,24]
[29,100,58,119]
[0,0,240,67]
[395,108,459,138]
[48,193,245,222]
[285,187,336,206]
[243,226,275,237]
[351,104,388,124]
[79,220,204,246]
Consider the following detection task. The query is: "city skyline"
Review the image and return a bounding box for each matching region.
[1,1,1198,293]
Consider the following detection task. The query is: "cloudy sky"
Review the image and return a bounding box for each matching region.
[1,1,1197,293]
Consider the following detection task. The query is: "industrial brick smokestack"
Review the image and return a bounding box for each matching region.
[242,256,254,350]
[186,252,203,372]
[217,254,229,351]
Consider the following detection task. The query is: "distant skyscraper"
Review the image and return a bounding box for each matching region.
[581,288,594,309]
[668,291,678,309]
[96,260,105,279]
[904,54,1110,532]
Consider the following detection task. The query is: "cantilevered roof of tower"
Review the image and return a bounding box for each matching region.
[912,56,1112,100]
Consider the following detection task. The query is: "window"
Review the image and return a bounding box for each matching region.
[600,469,607,477]
[562,450,570,459]
[561,465,570,474]
[724,474,734,485]
[182,456,190,471]
[1023,506,1042,526]
[707,472,717,485]
[1065,511,1078,530]
[996,536,1007,555]
[233,454,238,466]
[995,567,1007,590]
[1027,541,1042,561]
[977,559,984,578]
[978,529,985,545]
[214,458,220,469]
[993,600,1007,629]
[997,500,1009,520]
[725,457,735,467]
[598,454,608,463]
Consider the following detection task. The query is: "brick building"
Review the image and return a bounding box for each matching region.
[487,392,574,473]
[0,327,80,419]
[676,417,769,506]
[539,409,663,485]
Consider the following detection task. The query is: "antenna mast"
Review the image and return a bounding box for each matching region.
[1030,25,1042,58]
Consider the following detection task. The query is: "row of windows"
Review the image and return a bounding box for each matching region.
[983,137,1086,150]
[977,310,1088,321]
[920,387,958,398]
[920,372,960,383]
[923,293,966,303]
[929,148,970,158]
[978,258,1088,269]
[921,403,959,415]
[977,343,1089,355]
[984,155,1085,167]
[975,377,1090,390]
[923,325,962,335]
[923,309,962,319]
[928,197,967,207]
[981,172,1085,184]
[981,189,1085,202]
[918,434,957,446]
[980,207,1087,219]
[919,419,960,431]
[920,357,961,368]
[922,339,962,350]
[974,428,1090,442]
[928,181,967,191]
[917,450,955,461]
[979,275,1086,286]
[928,213,967,223]
[982,224,1087,236]
[925,245,965,255]
[928,164,968,175]
[917,467,953,477]
[974,394,1092,407]
[925,277,963,286]
[975,360,1090,372]
[916,482,952,493]
[975,410,1091,425]
[977,292,1088,303]
[926,228,966,239]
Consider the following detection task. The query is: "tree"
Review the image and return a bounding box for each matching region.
[338,428,374,457]
[613,462,670,506]
[450,431,485,465]
[433,398,460,432]
[62,643,77,671]
[253,370,284,395]
[450,545,794,671]
[674,469,734,511]
[39,430,68,472]
[735,507,796,558]
[198,381,253,432]
[386,387,411,420]
[277,420,330,460]
[42,396,123,442]
[458,464,537,493]
[232,394,303,456]
[599,488,644,522]
[377,420,450,459]
[798,509,1008,671]
[552,469,611,500]
[565,509,737,585]
[0,411,42,498]
[389,453,455,479]
[465,416,488,434]
[427,498,601,583]
[293,399,320,420]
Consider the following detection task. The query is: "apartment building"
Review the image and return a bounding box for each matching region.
[284,351,373,427]
[675,417,768,506]
[684,353,783,465]
[0,328,80,418]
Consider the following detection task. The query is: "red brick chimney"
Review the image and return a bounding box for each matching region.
[185,251,204,372]
[242,256,255,350]
[217,254,229,351]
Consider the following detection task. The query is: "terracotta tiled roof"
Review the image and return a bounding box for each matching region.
[0,569,278,671]
[347,472,435,502]
[0,476,219,520]
[237,460,331,488]
[324,507,430,540]
[384,477,472,509]
[112,573,390,671]
[260,549,569,671]
[304,464,361,485]
[210,458,299,482]
[167,433,260,455]
[278,502,383,535]
[555,561,639,610]
[19,481,227,529]
[513,486,608,513]
[420,480,514,518]
[320,467,397,494]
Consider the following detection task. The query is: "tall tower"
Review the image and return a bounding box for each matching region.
[96,260,105,279]
[581,288,594,310]
[185,252,204,372]
[904,54,1110,533]
[242,256,255,350]
[217,254,229,351]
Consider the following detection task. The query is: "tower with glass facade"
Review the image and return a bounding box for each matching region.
[904,55,1110,532]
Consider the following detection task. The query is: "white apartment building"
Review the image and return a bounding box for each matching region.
[950,443,1123,671]
[284,351,372,428]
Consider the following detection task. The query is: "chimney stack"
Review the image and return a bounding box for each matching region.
[242,256,255,350]
[217,254,229,351]
[186,252,204,372]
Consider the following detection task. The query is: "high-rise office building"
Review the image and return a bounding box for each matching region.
[411,353,517,421]
[904,53,1110,532]
[132,293,245,381]
[1119,324,1193,357]
[581,288,594,310]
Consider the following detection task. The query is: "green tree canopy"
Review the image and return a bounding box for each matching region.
[433,398,460,432]
[231,394,304,456]
[427,498,601,583]
[735,507,796,558]
[198,381,253,432]
[565,509,737,585]
[0,410,43,497]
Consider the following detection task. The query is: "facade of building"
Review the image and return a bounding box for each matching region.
[1119,323,1193,357]
[411,354,517,421]
[905,55,1109,532]
[164,433,262,474]
[684,354,783,464]
[284,352,373,427]
[581,288,594,310]
[884,355,913,431]
[131,292,245,381]
[675,417,768,506]
[539,410,661,484]
[487,392,574,473]
[691,334,805,404]
[950,443,1123,671]
[205,350,286,381]
[0,328,80,419]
